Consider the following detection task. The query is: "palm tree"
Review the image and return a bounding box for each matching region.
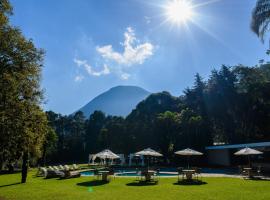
[251,0,270,42]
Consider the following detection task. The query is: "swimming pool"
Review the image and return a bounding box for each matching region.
[80,167,237,177]
[116,171,177,177]
[80,170,177,177]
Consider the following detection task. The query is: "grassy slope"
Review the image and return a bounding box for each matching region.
[0,171,270,200]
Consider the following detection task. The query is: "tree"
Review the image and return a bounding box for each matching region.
[66,111,86,162]
[0,0,48,183]
[206,66,238,143]
[85,111,106,153]
[155,111,180,162]
[40,126,57,166]
[251,0,270,42]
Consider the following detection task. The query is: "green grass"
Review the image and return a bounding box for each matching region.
[0,171,270,200]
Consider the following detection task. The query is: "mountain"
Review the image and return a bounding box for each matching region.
[77,86,151,117]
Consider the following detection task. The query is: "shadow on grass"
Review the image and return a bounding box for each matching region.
[174,180,207,186]
[0,182,21,188]
[0,171,21,175]
[243,177,270,181]
[126,180,158,186]
[77,180,109,187]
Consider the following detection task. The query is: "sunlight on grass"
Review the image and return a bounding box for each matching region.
[0,171,269,200]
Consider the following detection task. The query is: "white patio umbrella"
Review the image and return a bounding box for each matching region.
[135,148,163,157]
[234,147,263,167]
[174,148,203,169]
[95,149,120,165]
[135,148,163,169]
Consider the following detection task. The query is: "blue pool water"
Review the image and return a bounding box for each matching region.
[80,168,237,177]
[80,170,177,177]
[116,172,177,177]
[81,171,95,176]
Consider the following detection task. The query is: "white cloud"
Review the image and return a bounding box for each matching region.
[74,58,110,77]
[96,27,154,66]
[74,27,154,80]
[120,73,131,80]
[74,74,84,82]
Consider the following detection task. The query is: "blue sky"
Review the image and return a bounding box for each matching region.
[10,0,268,115]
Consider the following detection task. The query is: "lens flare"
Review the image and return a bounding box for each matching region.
[165,0,194,24]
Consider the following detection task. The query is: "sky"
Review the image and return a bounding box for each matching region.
[10,0,269,115]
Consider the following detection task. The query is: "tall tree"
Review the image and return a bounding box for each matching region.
[155,111,180,162]
[251,0,270,42]
[85,111,106,153]
[40,126,57,166]
[0,0,48,182]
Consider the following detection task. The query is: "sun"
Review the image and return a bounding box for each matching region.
[165,0,194,24]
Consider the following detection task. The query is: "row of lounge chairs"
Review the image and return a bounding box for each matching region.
[38,164,81,179]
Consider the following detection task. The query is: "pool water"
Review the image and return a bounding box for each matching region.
[80,170,177,177]
[81,171,95,176]
[80,168,237,177]
[116,171,177,177]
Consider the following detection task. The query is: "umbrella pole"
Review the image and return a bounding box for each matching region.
[187,156,190,169]
[147,156,149,170]
[248,155,251,167]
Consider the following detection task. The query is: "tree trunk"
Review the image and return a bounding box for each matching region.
[0,157,3,173]
[41,145,47,167]
[7,163,14,173]
[21,152,28,183]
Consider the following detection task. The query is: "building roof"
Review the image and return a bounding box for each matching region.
[205,142,270,150]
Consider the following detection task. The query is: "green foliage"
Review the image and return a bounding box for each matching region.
[155,111,180,160]
[251,0,270,42]
[0,0,48,182]
[40,125,58,166]
[45,64,270,164]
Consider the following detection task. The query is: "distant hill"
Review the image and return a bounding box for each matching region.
[76,86,151,117]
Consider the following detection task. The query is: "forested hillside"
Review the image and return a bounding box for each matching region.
[45,64,270,164]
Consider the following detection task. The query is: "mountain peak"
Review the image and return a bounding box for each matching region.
[76,85,150,117]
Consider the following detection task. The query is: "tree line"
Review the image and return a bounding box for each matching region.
[44,64,270,164]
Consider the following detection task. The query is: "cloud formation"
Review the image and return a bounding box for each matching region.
[120,73,131,80]
[96,27,154,66]
[74,27,154,81]
[74,58,110,76]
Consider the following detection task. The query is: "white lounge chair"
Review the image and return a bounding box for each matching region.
[58,165,65,171]
[72,164,79,170]
[64,165,70,171]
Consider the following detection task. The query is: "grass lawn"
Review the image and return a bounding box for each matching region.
[0,171,270,200]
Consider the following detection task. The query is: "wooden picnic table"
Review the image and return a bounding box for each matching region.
[182,169,196,180]
[99,170,110,181]
[141,170,156,181]
[243,168,253,178]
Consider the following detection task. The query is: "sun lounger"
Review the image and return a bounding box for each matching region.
[36,167,47,177]
[58,165,65,171]
[72,164,79,170]
[60,170,81,179]
[64,165,70,171]
[45,168,64,179]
